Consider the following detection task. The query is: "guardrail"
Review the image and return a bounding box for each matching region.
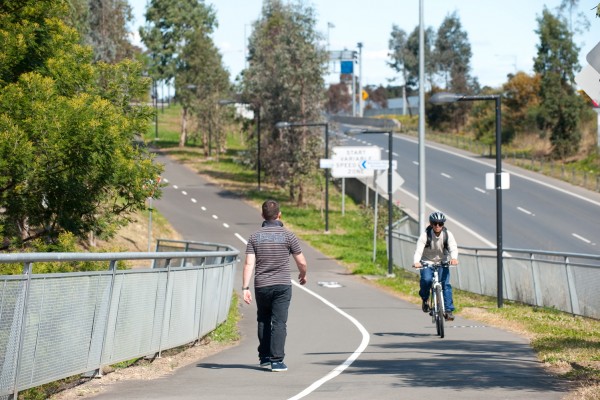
[389,226,600,319]
[0,241,239,399]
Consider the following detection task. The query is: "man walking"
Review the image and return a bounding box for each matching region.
[242,199,307,372]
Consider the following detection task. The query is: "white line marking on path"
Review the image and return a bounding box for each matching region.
[201,206,207,211]
[412,161,419,166]
[223,223,229,228]
[287,283,370,400]
[517,207,533,215]
[212,215,218,220]
[441,173,452,179]
[572,233,591,244]
[191,198,197,203]
[173,185,178,189]
[181,191,187,195]
[162,178,169,183]
[233,234,370,400]
[474,187,486,194]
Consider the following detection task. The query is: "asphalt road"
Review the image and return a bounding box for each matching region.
[90,152,569,399]
[343,130,600,254]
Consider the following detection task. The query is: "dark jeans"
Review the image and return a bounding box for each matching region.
[255,284,292,362]
[419,267,454,312]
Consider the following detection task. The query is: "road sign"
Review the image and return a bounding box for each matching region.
[361,160,398,170]
[586,40,600,74]
[320,159,334,168]
[486,172,510,190]
[375,170,404,194]
[331,146,380,178]
[575,65,600,106]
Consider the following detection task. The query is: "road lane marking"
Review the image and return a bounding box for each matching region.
[212,215,218,220]
[181,191,187,195]
[223,223,229,228]
[201,206,207,211]
[412,161,419,166]
[441,172,452,179]
[233,234,370,400]
[191,198,197,203]
[572,233,591,244]
[517,207,533,215]
[474,187,486,194]
[173,185,178,189]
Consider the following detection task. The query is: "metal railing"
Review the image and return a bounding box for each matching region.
[389,219,600,319]
[0,240,239,399]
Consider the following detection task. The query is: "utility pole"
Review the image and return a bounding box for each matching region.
[358,42,363,117]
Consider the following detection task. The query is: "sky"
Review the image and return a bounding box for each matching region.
[128,0,600,90]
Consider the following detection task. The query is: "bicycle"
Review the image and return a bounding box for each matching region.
[417,260,450,338]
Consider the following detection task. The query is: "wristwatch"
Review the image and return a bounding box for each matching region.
[242,286,250,290]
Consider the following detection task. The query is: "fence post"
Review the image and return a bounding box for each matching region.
[530,253,542,307]
[565,256,580,315]
[96,259,119,376]
[157,258,172,358]
[11,262,33,399]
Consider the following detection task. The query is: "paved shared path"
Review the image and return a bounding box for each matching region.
[91,153,568,399]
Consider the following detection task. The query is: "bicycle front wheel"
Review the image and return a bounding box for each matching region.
[435,286,445,338]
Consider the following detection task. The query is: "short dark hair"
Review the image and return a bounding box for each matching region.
[262,200,280,220]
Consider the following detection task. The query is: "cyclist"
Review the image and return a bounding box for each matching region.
[413,211,459,320]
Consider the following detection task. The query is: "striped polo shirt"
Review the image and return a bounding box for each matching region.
[245,221,302,288]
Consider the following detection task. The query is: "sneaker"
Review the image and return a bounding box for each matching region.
[421,299,430,313]
[445,312,455,321]
[271,361,288,372]
[259,357,271,368]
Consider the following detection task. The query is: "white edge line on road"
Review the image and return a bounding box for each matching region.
[287,282,370,400]
[233,234,370,400]
[474,187,486,194]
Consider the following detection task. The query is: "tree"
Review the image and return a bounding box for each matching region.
[87,0,136,62]
[387,24,435,92]
[431,11,476,131]
[140,0,218,147]
[177,31,230,153]
[0,0,161,251]
[326,82,352,114]
[242,0,327,203]
[140,0,216,85]
[533,8,584,158]
[502,72,541,140]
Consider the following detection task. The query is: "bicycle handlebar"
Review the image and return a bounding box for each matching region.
[417,260,451,269]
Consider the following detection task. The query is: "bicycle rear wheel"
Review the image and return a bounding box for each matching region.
[435,286,445,338]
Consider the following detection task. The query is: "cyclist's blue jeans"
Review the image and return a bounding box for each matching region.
[255,284,292,362]
[419,267,454,312]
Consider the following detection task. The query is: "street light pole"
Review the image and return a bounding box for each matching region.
[275,121,329,233]
[430,92,504,307]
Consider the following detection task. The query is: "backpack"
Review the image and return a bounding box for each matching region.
[425,225,448,251]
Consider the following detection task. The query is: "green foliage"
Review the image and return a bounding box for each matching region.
[533,8,584,158]
[242,0,328,203]
[208,293,241,343]
[502,72,541,139]
[388,25,436,91]
[140,0,217,82]
[0,1,162,251]
[432,12,476,131]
